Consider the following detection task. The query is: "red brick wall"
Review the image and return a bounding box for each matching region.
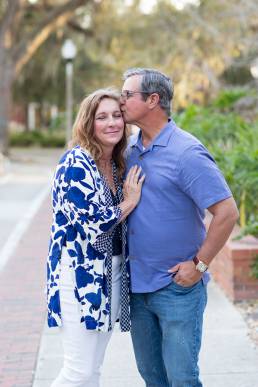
[210,232,258,301]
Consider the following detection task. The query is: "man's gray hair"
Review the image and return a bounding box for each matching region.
[123,68,173,116]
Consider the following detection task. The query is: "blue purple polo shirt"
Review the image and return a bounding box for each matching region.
[126,119,232,293]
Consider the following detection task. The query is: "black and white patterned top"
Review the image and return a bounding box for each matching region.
[47,146,130,332]
[97,162,131,332]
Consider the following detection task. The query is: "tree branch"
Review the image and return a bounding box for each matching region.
[12,0,89,75]
[0,0,21,49]
[67,20,93,37]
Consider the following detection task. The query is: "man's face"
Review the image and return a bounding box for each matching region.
[120,75,149,125]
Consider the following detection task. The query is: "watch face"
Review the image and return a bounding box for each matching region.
[197,262,207,273]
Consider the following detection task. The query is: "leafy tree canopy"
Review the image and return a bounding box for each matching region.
[12,0,258,110]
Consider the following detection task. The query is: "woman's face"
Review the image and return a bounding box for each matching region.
[94,98,124,151]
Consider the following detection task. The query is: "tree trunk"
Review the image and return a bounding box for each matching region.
[0,56,15,155]
[0,0,89,155]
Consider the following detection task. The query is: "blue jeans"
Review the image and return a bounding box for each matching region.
[130,280,207,387]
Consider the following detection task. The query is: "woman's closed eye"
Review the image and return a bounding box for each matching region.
[96,115,106,120]
[96,113,122,120]
[114,113,122,118]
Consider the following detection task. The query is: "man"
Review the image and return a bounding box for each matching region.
[120,68,239,387]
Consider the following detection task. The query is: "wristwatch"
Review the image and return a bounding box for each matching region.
[193,256,208,273]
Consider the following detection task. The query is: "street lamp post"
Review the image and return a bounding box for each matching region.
[250,58,258,80]
[61,39,77,147]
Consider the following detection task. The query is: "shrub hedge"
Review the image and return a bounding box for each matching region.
[10,130,65,148]
[174,89,258,234]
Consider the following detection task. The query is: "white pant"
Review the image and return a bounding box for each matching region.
[51,249,122,387]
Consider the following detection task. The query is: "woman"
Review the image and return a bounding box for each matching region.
[47,88,144,386]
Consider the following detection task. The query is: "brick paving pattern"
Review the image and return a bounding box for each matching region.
[0,197,51,387]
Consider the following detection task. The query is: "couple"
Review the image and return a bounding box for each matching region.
[47,68,238,387]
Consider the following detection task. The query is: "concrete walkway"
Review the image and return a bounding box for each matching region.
[0,148,61,387]
[0,148,258,387]
[33,281,258,387]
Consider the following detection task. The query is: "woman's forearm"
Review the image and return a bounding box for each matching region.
[118,200,136,222]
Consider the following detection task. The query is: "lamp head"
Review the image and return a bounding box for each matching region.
[61,39,77,60]
[250,58,258,79]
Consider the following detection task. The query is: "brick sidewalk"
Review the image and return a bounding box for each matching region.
[0,197,51,387]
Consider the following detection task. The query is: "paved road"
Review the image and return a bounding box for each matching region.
[0,148,61,387]
[0,148,61,271]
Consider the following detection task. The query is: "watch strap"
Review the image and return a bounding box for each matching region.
[193,256,200,266]
[193,256,208,272]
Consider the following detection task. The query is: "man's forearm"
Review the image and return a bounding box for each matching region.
[197,199,239,265]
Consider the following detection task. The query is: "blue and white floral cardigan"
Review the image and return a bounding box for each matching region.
[47,146,130,332]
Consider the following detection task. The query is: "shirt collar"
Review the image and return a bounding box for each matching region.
[131,118,175,151]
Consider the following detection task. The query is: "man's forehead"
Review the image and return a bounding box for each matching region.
[123,74,142,89]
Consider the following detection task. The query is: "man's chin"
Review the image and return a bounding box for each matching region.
[122,111,128,119]
[122,113,132,124]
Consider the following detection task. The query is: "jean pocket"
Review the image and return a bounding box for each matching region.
[171,279,201,292]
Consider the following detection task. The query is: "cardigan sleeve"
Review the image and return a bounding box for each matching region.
[58,158,122,244]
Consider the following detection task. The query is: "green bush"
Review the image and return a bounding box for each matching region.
[40,133,66,148]
[174,89,258,230]
[10,131,43,146]
[10,130,65,148]
[213,88,249,109]
[234,221,258,240]
[251,255,258,279]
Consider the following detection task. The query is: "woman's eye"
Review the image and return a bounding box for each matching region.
[114,114,122,118]
[96,116,105,120]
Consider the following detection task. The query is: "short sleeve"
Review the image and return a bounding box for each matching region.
[177,144,232,210]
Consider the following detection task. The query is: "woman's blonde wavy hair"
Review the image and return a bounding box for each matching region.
[72,88,127,181]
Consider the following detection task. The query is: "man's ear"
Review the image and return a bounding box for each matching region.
[148,93,160,110]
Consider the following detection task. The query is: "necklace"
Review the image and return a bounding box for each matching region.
[99,158,111,168]
[98,159,116,194]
